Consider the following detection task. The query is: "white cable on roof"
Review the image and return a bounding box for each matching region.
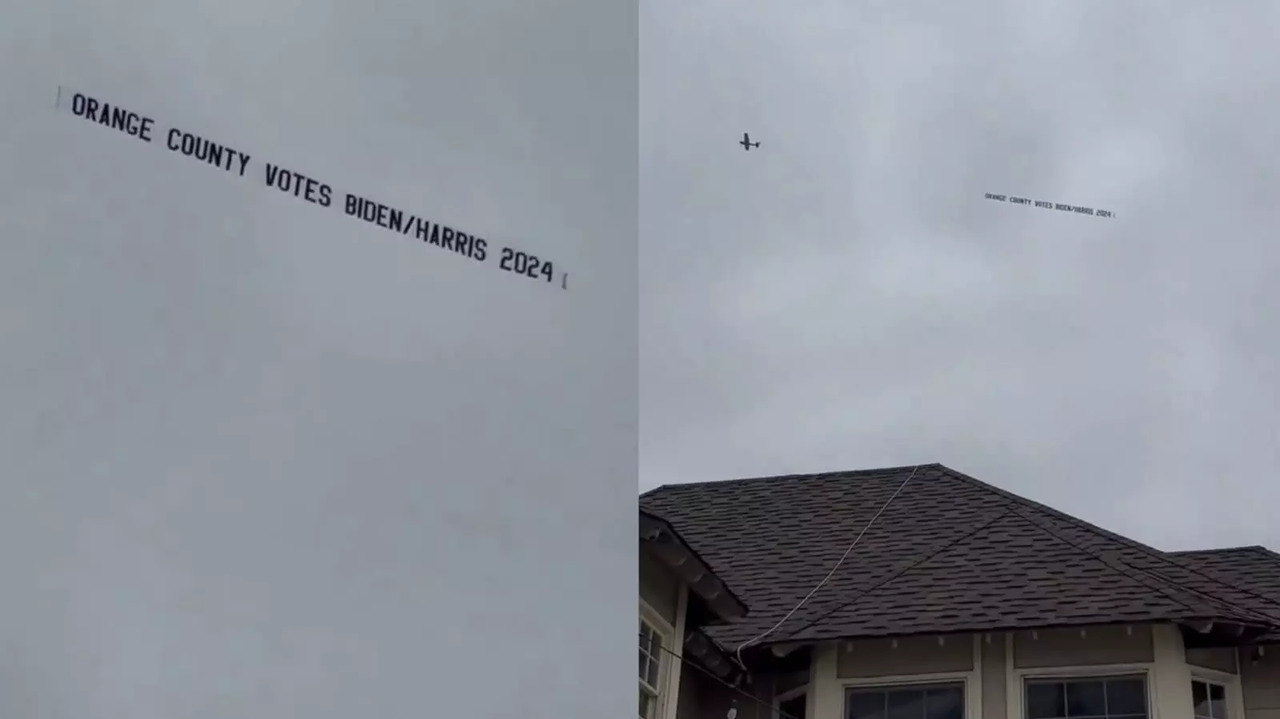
[733,464,921,665]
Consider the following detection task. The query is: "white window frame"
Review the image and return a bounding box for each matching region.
[640,599,674,719]
[840,634,984,719]
[1015,668,1155,719]
[841,674,974,719]
[1189,667,1245,719]
[775,684,809,719]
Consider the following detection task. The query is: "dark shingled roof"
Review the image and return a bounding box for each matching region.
[639,463,1280,648]
[1172,546,1280,642]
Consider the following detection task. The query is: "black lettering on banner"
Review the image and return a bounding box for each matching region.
[1097,209,1113,218]
[498,247,555,282]
[70,92,155,143]
[412,217,429,240]
[1035,200,1052,209]
[455,231,472,257]
[166,126,251,175]
[61,88,563,289]
[265,163,330,206]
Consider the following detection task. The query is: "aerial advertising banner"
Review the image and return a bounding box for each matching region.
[985,191,1115,218]
[59,88,570,289]
[0,2,635,717]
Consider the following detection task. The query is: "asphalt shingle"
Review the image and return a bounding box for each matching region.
[639,463,1280,648]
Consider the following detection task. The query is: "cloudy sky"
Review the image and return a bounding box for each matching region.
[1,1,634,717]
[640,0,1280,553]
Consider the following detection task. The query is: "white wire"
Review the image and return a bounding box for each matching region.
[733,465,920,665]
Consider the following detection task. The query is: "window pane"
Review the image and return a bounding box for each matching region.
[646,655,660,687]
[848,691,887,719]
[1208,683,1226,719]
[1028,683,1066,719]
[1066,681,1106,717]
[639,649,647,681]
[640,687,657,719]
[1192,682,1209,718]
[1106,679,1147,716]
[926,687,964,719]
[888,689,926,719]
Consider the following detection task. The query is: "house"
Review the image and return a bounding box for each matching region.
[641,508,750,719]
[640,463,1280,719]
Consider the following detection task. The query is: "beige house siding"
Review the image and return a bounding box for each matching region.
[838,635,974,678]
[774,669,810,697]
[1186,647,1237,675]
[675,666,704,719]
[676,668,776,719]
[1012,625,1154,668]
[1240,647,1280,719]
[674,623,1273,719]
[640,547,681,624]
[981,634,1007,719]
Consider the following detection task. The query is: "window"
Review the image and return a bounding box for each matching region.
[639,616,667,719]
[1192,680,1227,719]
[1025,676,1148,719]
[778,690,807,719]
[846,683,965,719]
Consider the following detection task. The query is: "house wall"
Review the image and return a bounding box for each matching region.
[640,546,681,624]
[838,635,974,678]
[1186,647,1237,675]
[1010,625,1154,668]
[671,624,1266,719]
[675,667,775,719]
[639,544,689,719]
[1239,647,1280,719]
[804,624,1210,719]
[981,635,1006,719]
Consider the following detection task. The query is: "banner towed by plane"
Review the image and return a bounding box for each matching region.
[58,87,569,290]
[985,191,1115,219]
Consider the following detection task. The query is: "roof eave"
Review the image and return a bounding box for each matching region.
[640,510,749,622]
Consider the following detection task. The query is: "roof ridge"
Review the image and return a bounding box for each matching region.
[936,466,1280,625]
[1007,508,1225,620]
[640,462,943,499]
[1171,545,1272,557]
[781,505,1227,645]
[937,465,1206,563]
[778,502,1020,642]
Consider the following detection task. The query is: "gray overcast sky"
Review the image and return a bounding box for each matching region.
[1,1,634,716]
[640,1,1280,553]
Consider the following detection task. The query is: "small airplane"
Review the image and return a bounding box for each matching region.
[739,132,760,151]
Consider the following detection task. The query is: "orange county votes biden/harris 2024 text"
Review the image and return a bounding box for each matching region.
[59,88,569,290]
